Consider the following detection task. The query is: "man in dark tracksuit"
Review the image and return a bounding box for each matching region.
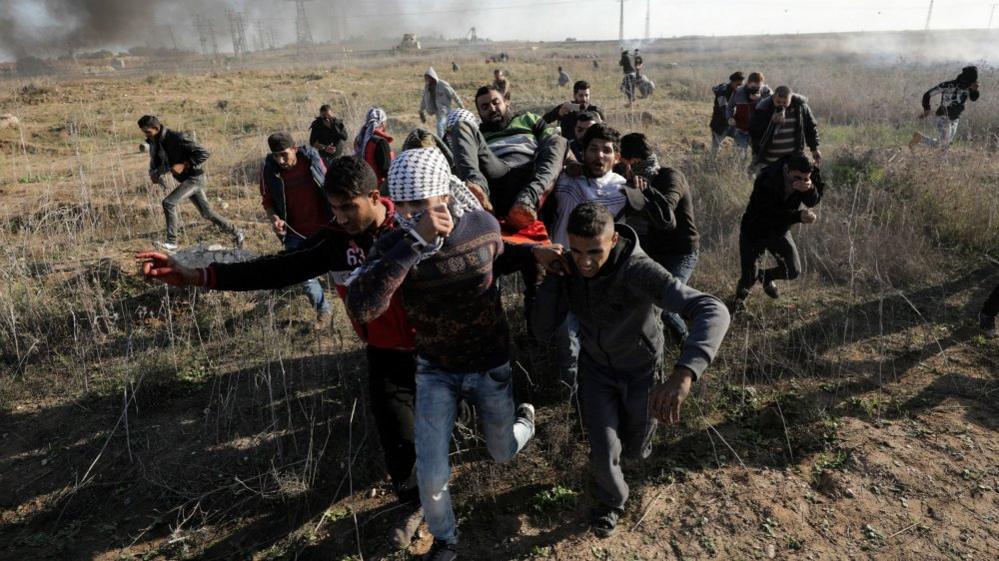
[734,154,824,306]
[910,65,980,150]
[138,115,243,250]
[309,104,350,165]
[139,157,425,550]
[749,86,822,168]
[618,50,637,105]
[259,132,333,328]
[532,203,730,538]
[709,72,744,156]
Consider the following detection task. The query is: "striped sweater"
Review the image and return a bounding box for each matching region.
[481,112,554,167]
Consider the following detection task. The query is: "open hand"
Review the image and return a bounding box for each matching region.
[171,162,187,175]
[649,367,694,425]
[506,203,537,230]
[136,252,200,287]
[800,209,818,224]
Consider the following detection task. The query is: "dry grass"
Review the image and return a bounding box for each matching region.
[0,34,997,561]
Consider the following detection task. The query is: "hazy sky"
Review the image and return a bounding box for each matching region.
[2,0,997,59]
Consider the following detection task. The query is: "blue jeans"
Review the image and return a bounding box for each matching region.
[734,130,751,160]
[435,111,449,139]
[414,359,534,543]
[283,235,331,315]
[555,314,580,395]
[659,252,699,343]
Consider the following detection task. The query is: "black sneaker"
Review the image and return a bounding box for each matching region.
[980,313,997,337]
[762,280,780,299]
[423,539,458,561]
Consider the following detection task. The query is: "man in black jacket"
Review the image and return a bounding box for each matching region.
[138,115,243,251]
[734,154,823,307]
[749,86,821,168]
[909,65,980,150]
[543,80,605,140]
[709,72,744,156]
[620,133,700,345]
[309,105,349,165]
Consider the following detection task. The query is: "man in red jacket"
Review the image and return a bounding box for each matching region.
[139,156,425,550]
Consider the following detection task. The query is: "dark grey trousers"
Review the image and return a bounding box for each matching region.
[738,230,802,289]
[448,121,567,216]
[159,174,237,243]
[579,355,658,509]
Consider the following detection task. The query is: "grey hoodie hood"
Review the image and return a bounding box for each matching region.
[425,67,439,84]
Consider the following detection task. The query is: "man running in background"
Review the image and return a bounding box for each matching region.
[138,115,244,251]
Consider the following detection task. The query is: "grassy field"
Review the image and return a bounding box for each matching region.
[0,34,997,560]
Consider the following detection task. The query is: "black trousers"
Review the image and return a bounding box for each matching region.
[366,346,419,504]
[983,282,999,317]
[738,230,802,289]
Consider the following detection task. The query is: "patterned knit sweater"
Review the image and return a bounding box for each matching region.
[345,209,532,372]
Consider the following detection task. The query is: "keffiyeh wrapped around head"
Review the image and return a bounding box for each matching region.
[354,107,388,157]
[388,148,483,261]
[630,153,660,180]
[445,108,480,132]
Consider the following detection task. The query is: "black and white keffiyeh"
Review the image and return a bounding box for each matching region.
[354,107,388,157]
[445,108,480,132]
[388,148,482,261]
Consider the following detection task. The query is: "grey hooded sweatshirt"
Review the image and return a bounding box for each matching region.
[420,67,464,116]
[532,224,730,379]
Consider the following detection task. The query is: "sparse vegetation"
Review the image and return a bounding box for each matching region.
[0,32,997,561]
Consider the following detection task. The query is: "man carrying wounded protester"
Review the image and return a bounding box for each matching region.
[139,156,426,550]
[449,85,568,231]
[910,65,980,150]
[546,123,629,396]
[532,202,730,538]
[749,85,821,168]
[345,148,540,561]
[734,154,824,308]
[567,111,601,162]
[259,132,333,329]
[619,133,700,346]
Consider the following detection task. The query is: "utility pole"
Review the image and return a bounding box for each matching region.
[194,14,220,59]
[255,20,267,51]
[644,0,650,41]
[924,0,934,31]
[167,25,179,51]
[227,8,249,57]
[619,0,625,42]
[989,4,997,29]
[286,0,315,48]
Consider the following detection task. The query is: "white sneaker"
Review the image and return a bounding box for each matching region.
[155,241,179,251]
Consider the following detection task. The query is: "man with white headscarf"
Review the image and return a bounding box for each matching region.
[346,148,543,561]
[354,107,394,189]
[420,67,464,139]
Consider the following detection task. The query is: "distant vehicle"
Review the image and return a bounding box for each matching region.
[396,34,422,52]
[565,37,577,42]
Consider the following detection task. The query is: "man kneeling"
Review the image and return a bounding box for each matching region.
[532,203,730,537]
